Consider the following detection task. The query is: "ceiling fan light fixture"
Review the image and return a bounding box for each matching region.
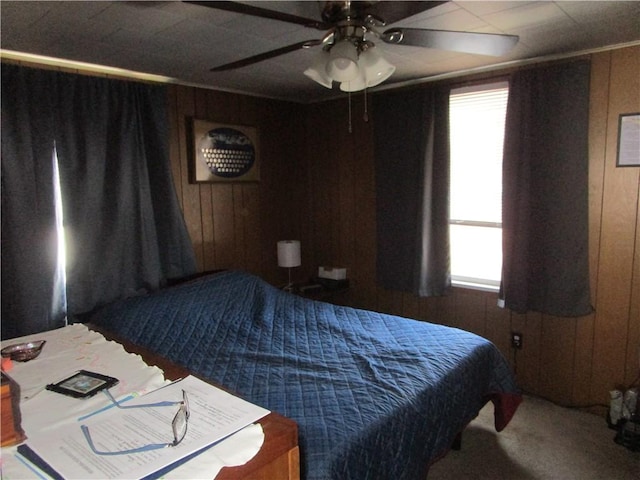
[339,69,366,92]
[304,50,333,88]
[326,39,359,82]
[359,46,395,87]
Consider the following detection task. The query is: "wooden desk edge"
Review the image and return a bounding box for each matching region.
[87,324,300,480]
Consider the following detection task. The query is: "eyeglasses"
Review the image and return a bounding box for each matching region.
[81,389,189,456]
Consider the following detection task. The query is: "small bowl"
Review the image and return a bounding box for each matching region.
[1,340,46,362]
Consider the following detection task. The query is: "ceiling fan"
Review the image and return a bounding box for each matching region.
[189,1,519,92]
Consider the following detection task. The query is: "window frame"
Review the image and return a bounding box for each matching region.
[448,79,509,292]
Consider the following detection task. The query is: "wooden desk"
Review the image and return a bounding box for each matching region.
[90,325,299,480]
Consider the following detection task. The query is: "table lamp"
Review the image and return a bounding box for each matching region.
[277,240,301,292]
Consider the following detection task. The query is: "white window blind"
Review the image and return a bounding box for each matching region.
[449,81,508,289]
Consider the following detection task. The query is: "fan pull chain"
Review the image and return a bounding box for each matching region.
[363,87,369,123]
[348,90,353,133]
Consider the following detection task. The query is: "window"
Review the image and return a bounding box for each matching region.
[51,143,68,322]
[449,81,509,290]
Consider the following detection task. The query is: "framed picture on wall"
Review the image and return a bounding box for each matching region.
[189,118,260,182]
[616,113,640,167]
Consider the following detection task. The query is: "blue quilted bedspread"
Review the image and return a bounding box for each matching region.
[90,270,520,480]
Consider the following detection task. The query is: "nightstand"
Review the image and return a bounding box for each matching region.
[296,279,350,302]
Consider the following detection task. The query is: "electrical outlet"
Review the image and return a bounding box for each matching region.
[511,332,523,350]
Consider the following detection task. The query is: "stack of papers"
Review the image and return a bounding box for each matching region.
[19,375,269,479]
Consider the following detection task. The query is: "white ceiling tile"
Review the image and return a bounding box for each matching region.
[516,23,590,57]
[153,3,234,27]
[35,1,111,24]
[154,18,246,50]
[37,38,125,69]
[219,13,308,41]
[556,1,640,24]
[455,1,539,17]
[1,1,56,28]
[402,7,489,31]
[238,2,323,20]
[392,1,462,26]
[482,2,570,30]
[88,2,183,34]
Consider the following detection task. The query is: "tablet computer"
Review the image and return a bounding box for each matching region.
[46,370,119,398]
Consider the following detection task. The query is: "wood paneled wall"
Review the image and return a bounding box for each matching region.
[587,46,640,405]
[166,85,308,287]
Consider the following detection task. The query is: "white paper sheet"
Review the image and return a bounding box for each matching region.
[2,424,265,480]
[23,375,270,479]
[162,422,265,480]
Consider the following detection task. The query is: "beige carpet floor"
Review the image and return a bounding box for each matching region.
[428,395,639,479]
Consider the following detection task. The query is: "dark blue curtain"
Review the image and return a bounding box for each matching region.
[373,88,451,296]
[1,64,196,339]
[1,67,61,339]
[500,60,593,317]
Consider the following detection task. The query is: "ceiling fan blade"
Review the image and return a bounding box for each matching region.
[363,1,447,25]
[185,1,329,29]
[382,28,519,56]
[210,40,322,72]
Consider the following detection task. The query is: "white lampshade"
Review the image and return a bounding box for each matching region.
[303,50,333,89]
[326,40,359,82]
[339,69,366,92]
[360,46,396,88]
[277,240,301,268]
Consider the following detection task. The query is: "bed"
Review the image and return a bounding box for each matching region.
[88,270,521,480]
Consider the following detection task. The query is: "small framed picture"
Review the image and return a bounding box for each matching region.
[189,118,260,182]
[616,113,640,167]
